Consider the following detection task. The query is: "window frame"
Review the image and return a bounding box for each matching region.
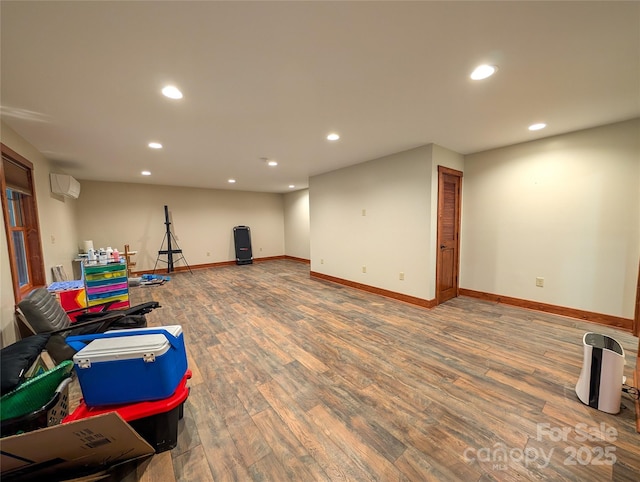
[1,143,46,303]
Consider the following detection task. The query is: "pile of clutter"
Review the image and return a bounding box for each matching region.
[128,274,170,287]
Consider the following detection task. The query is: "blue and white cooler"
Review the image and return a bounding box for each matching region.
[67,325,188,407]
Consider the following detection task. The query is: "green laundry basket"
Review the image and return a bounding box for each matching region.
[1,360,73,435]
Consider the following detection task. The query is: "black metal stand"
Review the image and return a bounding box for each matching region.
[153,205,192,274]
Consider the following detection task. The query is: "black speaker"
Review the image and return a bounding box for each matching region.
[233,226,253,265]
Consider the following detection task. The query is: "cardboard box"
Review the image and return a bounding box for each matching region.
[0,412,154,481]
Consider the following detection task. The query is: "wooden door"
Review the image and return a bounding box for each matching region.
[436,166,462,304]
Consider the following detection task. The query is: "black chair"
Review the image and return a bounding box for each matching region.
[0,334,51,396]
[17,288,159,364]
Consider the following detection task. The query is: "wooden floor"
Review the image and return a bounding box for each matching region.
[97,260,638,481]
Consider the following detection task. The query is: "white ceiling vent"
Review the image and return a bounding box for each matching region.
[50,173,80,199]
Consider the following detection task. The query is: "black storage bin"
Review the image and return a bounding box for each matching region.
[129,402,185,453]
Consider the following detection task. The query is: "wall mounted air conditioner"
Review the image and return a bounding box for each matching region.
[50,173,81,199]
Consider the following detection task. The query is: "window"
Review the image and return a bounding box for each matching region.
[1,144,45,302]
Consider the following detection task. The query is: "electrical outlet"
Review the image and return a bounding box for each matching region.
[362,209,366,216]
[50,235,56,244]
[399,272,404,280]
[206,252,211,256]
[321,259,324,264]
[362,266,367,273]
[536,277,544,287]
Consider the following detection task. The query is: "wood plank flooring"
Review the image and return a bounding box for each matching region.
[92,260,639,481]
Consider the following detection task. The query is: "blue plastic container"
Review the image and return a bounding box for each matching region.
[68,326,187,407]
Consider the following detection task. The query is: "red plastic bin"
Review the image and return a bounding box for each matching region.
[64,370,191,452]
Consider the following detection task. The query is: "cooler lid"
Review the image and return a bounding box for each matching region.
[74,333,171,363]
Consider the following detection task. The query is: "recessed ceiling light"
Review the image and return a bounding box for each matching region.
[141,170,151,176]
[528,123,547,131]
[148,142,163,149]
[161,85,183,99]
[228,179,236,184]
[470,64,497,80]
[327,133,340,141]
[267,160,278,167]
[288,185,295,189]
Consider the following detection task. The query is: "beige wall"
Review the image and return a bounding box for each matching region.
[1,122,79,345]
[310,145,435,300]
[461,118,640,319]
[309,143,464,302]
[75,181,285,272]
[283,189,310,260]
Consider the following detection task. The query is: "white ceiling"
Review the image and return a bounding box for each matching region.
[1,1,638,193]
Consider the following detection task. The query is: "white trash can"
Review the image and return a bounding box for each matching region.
[575,333,625,414]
